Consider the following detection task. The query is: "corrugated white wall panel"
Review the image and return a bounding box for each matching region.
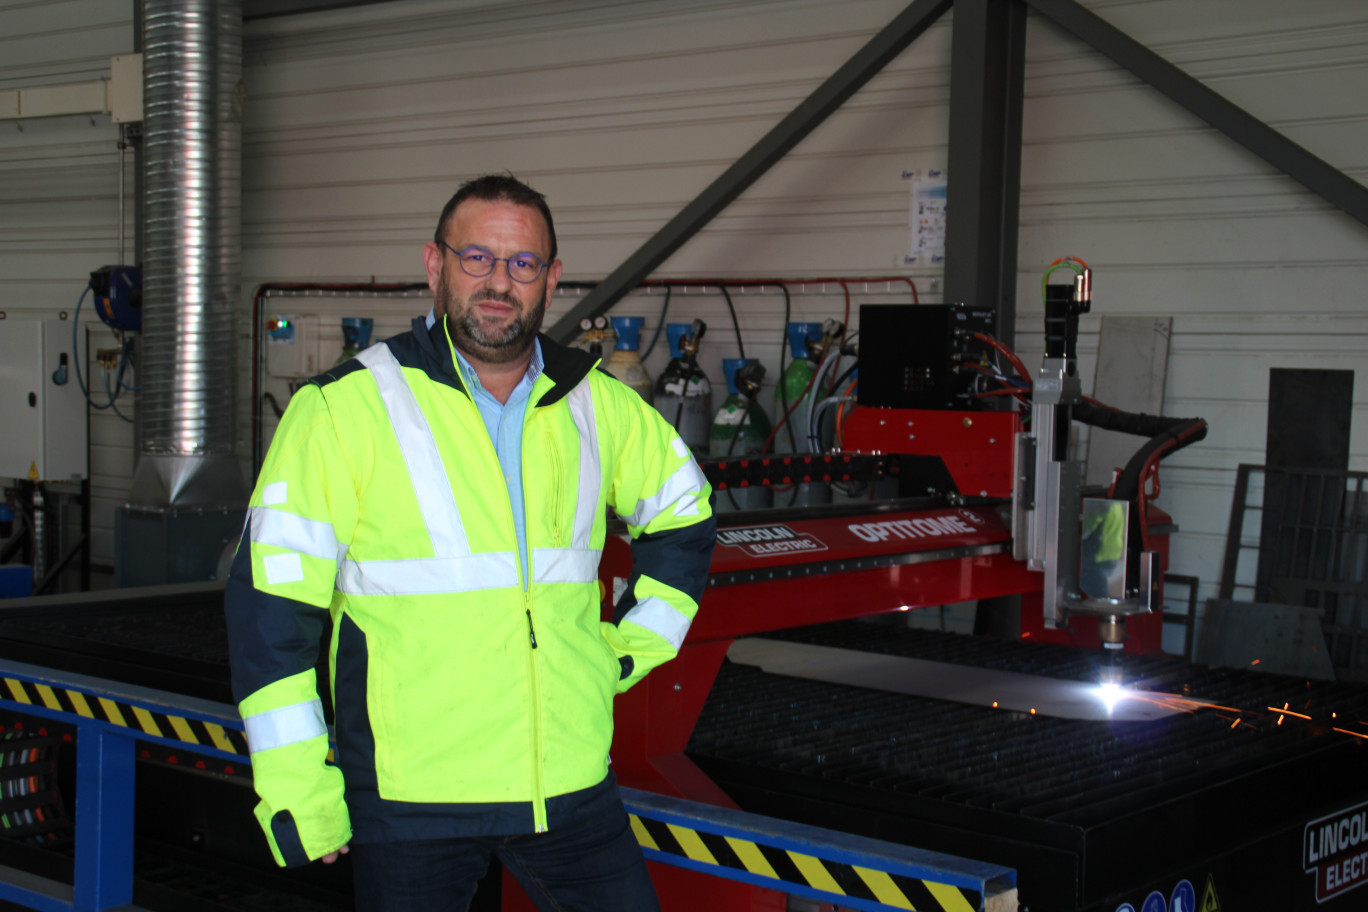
[0,0,136,576]
[2,0,1366,612]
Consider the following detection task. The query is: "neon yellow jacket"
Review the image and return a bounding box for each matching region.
[224,317,715,866]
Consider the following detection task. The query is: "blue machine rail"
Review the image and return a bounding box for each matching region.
[0,659,1017,912]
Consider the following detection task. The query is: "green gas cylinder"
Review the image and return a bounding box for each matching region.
[773,322,821,453]
[709,358,771,458]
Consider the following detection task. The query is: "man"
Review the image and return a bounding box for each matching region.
[225,174,716,911]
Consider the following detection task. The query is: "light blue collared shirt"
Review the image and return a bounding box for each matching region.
[428,308,544,587]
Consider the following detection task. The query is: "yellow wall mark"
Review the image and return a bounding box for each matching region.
[168,715,197,744]
[789,852,843,895]
[97,697,126,728]
[5,679,32,704]
[926,879,976,912]
[131,706,159,736]
[725,837,778,881]
[666,823,717,865]
[854,866,916,910]
[630,815,658,852]
[34,684,61,711]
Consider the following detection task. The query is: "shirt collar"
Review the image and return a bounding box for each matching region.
[449,335,545,397]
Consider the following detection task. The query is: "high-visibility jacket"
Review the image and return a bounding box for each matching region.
[224,316,715,867]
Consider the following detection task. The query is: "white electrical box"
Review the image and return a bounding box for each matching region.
[0,320,88,481]
[266,313,322,379]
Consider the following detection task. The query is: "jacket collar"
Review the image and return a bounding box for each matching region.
[413,314,597,408]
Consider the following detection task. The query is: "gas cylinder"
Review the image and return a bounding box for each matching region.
[773,322,821,453]
[607,316,653,403]
[710,359,772,511]
[709,358,771,458]
[773,322,833,505]
[653,321,712,456]
[334,317,374,366]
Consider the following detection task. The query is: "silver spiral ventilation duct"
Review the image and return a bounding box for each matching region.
[130,0,247,507]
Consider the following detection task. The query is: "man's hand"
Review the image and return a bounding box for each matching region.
[322,844,351,864]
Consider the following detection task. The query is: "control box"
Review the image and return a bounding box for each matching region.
[0,320,88,480]
[856,303,999,410]
[265,313,322,379]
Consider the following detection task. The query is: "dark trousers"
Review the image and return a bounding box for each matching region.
[349,794,661,912]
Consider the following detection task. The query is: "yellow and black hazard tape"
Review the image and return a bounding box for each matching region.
[628,812,983,912]
[0,675,248,758]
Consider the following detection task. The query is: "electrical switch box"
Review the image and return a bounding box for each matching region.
[266,313,322,379]
[0,320,88,481]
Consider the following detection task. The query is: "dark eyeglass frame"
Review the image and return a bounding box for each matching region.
[440,241,550,284]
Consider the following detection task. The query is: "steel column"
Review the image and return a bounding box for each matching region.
[547,0,954,342]
[942,0,1026,344]
[1027,0,1368,229]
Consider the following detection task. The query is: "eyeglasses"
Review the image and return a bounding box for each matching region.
[440,241,549,284]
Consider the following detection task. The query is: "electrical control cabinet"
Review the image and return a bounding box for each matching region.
[265,313,322,378]
[856,303,999,410]
[0,320,87,481]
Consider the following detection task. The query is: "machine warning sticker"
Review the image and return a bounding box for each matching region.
[1139,891,1165,912]
[1200,874,1220,912]
[1170,879,1196,912]
[716,524,828,557]
[1304,800,1368,902]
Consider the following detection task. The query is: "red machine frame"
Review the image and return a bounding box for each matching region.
[510,407,1172,911]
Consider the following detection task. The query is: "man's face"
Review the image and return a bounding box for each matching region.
[422,198,562,366]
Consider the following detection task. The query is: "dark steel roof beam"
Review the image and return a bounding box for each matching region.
[1027,0,1368,229]
[547,0,954,342]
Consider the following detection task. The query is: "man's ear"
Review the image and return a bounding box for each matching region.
[544,258,563,308]
[422,242,444,293]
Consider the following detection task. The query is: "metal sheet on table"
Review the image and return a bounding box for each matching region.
[727,638,1182,721]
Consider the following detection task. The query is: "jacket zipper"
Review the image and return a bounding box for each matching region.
[525,589,547,832]
[522,405,548,832]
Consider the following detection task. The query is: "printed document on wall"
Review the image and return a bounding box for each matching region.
[904,168,946,266]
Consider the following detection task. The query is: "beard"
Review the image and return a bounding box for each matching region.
[437,274,547,365]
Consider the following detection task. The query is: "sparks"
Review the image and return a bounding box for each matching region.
[1267,704,1311,721]
[1335,728,1368,741]
[1231,718,1241,729]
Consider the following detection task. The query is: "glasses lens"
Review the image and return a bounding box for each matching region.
[508,255,544,283]
[458,248,494,278]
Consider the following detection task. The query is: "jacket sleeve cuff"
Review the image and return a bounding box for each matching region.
[254,798,351,868]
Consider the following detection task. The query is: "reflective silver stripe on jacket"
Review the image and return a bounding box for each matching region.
[336,553,520,595]
[357,344,472,558]
[531,548,599,584]
[527,380,604,585]
[620,595,692,651]
[563,380,601,549]
[327,346,613,596]
[243,698,326,753]
[250,506,346,562]
[622,454,706,528]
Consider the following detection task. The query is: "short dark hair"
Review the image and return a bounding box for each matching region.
[434,173,558,262]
